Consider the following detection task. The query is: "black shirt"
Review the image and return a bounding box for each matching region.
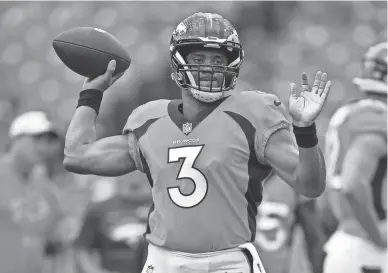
[75,196,150,273]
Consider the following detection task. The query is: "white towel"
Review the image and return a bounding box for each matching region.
[238,243,267,273]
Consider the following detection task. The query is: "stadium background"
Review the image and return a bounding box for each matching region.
[0,1,386,273]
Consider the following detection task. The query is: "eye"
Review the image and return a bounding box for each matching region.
[192,58,203,64]
[214,59,224,65]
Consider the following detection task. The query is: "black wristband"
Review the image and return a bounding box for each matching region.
[76,89,103,114]
[293,123,318,148]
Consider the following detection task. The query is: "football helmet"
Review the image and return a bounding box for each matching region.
[353,42,387,94]
[170,12,244,103]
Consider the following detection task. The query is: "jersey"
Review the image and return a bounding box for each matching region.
[325,98,387,221]
[0,158,62,273]
[122,91,291,253]
[254,173,305,273]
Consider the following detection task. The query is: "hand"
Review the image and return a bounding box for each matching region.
[288,71,332,127]
[82,60,124,92]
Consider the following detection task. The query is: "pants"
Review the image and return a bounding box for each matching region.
[141,243,266,273]
[323,231,387,273]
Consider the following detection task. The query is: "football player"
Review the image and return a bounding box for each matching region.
[323,42,387,273]
[255,172,326,273]
[63,12,331,273]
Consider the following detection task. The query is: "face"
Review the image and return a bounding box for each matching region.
[33,132,63,164]
[11,136,43,169]
[186,48,228,92]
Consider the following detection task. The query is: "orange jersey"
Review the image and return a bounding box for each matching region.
[325,99,387,221]
[122,91,292,253]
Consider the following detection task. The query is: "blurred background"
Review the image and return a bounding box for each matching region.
[0,1,386,151]
[0,2,386,273]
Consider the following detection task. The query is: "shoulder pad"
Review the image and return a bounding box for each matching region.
[234,90,292,123]
[122,99,170,134]
[238,90,289,119]
[230,91,292,162]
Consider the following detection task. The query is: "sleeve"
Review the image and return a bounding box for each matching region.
[74,204,100,250]
[121,99,171,173]
[124,132,145,173]
[248,91,292,164]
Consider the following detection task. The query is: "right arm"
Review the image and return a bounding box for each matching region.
[64,106,136,176]
[341,133,387,248]
[64,60,137,177]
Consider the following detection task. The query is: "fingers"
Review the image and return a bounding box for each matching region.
[321,80,332,101]
[318,72,327,95]
[301,72,310,92]
[311,71,322,93]
[105,60,116,78]
[289,82,297,99]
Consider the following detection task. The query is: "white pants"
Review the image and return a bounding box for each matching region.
[141,243,266,273]
[323,231,387,273]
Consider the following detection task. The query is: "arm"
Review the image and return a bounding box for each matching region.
[295,199,326,273]
[64,106,137,176]
[341,133,386,248]
[316,191,338,239]
[64,60,137,177]
[264,128,326,198]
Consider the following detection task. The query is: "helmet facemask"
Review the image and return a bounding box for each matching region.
[170,12,244,103]
[171,39,243,103]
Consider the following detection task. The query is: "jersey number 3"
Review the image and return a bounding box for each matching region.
[167,145,208,208]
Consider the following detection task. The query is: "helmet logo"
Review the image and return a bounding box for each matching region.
[173,23,187,38]
[176,72,184,81]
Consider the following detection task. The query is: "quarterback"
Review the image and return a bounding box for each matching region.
[64,13,331,273]
[323,42,387,273]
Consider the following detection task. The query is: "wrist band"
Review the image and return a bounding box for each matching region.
[293,123,318,148]
[76,89,103,114]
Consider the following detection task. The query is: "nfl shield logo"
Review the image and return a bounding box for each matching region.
[146,265,154,273]
[182,122,192,135]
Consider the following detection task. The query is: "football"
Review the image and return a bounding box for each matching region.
[52,27,131,78]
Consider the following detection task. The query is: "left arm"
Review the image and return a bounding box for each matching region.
[264,71,331,197]
[295,199,326,273]
[264,127,326,198]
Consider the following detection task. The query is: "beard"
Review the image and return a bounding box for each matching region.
[192,72,224,92]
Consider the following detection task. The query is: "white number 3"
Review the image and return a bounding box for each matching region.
[167,145,208,208]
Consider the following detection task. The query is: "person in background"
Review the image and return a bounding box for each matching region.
[323,42,387,273]
[254,172,326,273]
[0,110,63,273]
[42,152,96,273]
[75,171,151,273]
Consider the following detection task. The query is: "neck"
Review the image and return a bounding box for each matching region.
[181,89,217,121]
